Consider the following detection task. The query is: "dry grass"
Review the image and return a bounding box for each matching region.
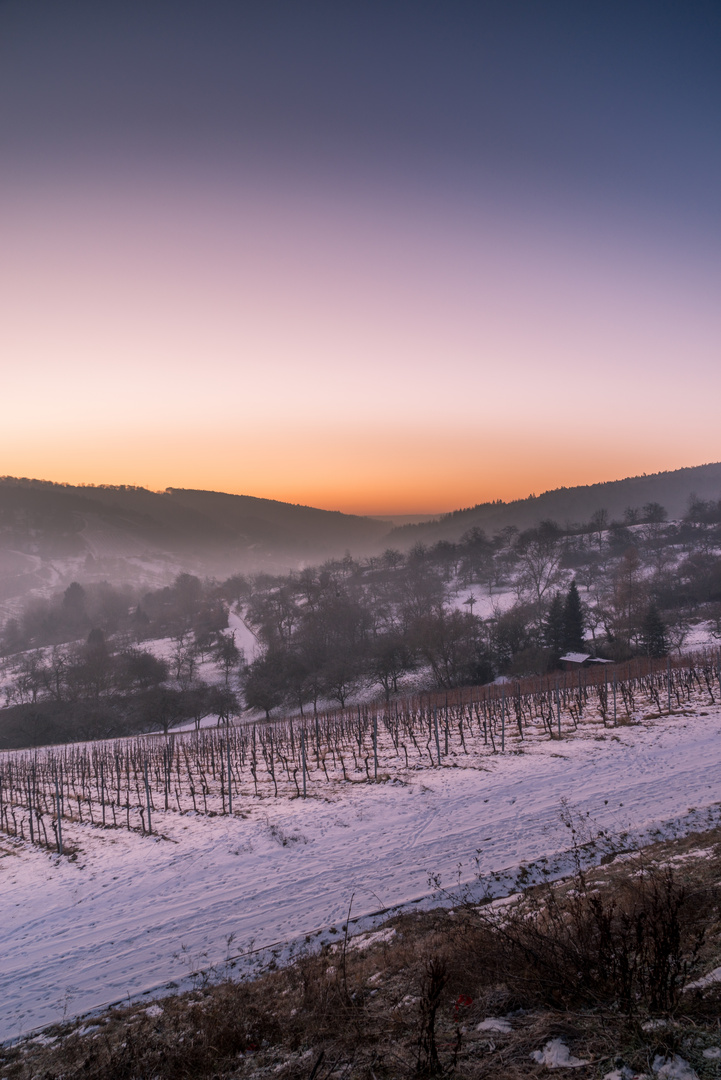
[3,827,721,1080]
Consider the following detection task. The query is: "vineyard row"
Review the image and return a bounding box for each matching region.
[1,651,719,855]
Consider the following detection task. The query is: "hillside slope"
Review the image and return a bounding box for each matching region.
[0,479,388,607]
[2,462,720,610]
[390,461,721,545]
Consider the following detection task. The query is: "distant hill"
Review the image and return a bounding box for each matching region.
[1,463,720,611]
[0,479,389,609]
[388,462,721,546]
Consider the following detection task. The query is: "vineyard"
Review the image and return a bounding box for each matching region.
[2,651,720,856]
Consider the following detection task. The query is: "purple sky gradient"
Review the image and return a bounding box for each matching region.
[1,1,719,512]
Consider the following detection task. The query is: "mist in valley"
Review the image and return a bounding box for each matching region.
[3,464,721,749]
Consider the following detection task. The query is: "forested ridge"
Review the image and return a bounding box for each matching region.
[1,463,721,586]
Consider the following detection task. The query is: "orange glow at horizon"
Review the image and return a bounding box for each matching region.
[2,171,720,517]
[2,429,718,518]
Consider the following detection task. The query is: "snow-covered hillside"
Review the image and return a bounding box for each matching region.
[2,701,721,1042]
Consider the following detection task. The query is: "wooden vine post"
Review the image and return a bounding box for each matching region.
[433,708,441,765]
[143,760,152,835]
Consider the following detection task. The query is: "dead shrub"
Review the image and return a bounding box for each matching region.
[26,981,283,1080]
[474,863,710,1017]
[416,956,448,1077]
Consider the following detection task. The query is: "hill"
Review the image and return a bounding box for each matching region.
[2,462,720,611]
[389,461,721,545]
[0,478,389,610]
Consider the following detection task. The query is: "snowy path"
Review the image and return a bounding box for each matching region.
[2,709,720,1041]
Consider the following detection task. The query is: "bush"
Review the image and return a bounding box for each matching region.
[476,862,708,1017]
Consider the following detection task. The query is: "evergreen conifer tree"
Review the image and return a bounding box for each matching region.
[563,579,585,652]
[640,603,667,658]
[544,592,565,663]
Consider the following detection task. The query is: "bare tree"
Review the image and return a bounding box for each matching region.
[215,630,243,687]
[589,509,608,553]
[517,537,563,624]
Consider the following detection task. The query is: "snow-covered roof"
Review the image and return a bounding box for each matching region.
[559,652,591,664]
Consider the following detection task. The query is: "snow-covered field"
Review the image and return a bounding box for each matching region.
[2,703,721,1043]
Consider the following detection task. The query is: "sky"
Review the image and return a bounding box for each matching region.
[1,1,720,516]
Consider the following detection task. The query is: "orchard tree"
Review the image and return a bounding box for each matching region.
[589,509,609,553]
[609,546,645,649]
[208,685,239,726]
[516,525,563,625]
[369,633,415,701]
[243,653,286,718]
[215,630,243,687]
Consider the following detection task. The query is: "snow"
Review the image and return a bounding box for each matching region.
[702,1048,721,1060]
[476,1017,512,1033]
[667,847,715,862]
[530,1038,589,1068]
[447,584,517,622]
[2,706,721,1043]
[686,964,721,990]
[345,927,396,952]
[226,608,260,660]
[652,1055,699,1080]
[684,621,720,652]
